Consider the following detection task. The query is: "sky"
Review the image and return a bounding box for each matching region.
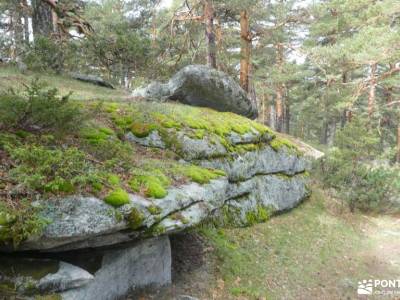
[159,0,173,8]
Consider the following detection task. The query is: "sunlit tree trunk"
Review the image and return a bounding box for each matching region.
[368,62,377,118]
[285,87,290,134]
[215,17,222,53]
[275,43,285,132]
[204,0,217,68]
[22,0,30,45]
[240,10,251,93]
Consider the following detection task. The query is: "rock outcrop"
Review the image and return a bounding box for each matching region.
[0,97,312,299]
[71,73,115,89]
[132,65,258,119]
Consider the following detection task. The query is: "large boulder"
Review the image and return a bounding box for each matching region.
[132,65,258,119]
[0,101,317,299]
[2,104,310,253]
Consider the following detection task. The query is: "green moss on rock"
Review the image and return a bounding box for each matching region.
[130,123,157,138]
[245,205,272,226]
[129,175,168,199]
[147,205,162,215]
[104,189,130,207]
[270,136,299,155]
[183,165,225,184]
[127,208,145,230]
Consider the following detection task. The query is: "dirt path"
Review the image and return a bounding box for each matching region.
[359,215,400,277]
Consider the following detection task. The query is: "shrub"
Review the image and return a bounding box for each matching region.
[0,80,83,134]
[320,118,400,212]
[23,36,66,72]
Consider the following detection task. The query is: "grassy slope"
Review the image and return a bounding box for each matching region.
[0,66,131,101]
[186,184,399,300]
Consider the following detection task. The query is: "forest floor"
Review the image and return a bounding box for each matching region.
[135,184,400,300]
[0,66,131,101]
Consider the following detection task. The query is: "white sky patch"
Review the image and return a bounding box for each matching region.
[159,0,173,9]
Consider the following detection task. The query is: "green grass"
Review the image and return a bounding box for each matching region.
[0,66,130,101]
[200,186,371,299]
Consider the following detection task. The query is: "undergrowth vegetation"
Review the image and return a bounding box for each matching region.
[318,118,400,212]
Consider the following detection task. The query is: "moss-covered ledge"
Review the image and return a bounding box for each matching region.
[0,98,308,250]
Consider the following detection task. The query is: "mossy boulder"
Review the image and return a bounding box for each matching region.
[0,97,312,252]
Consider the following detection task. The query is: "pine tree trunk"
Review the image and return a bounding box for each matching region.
[320,120,328,145]
[215,17,222,56]
[22,0,30,45]
[269,104,276,130]
[368,62,377,118]
[275,43,285,132]
[341,71,349,127]
[14,4,24,53]
[32,0,54,38]
[285,89,290,134]
[397,124,400,164]
[240,10,251,92]
[204,0,217,68]
[260,94,266,125]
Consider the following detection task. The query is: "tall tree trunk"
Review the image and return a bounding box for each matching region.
[215,17,222,59]
[260,93,266,125]
[22,0,30,45]
[269,104,276,130]
[320,120,328,145]
[285,87,290,134]
[397,124,400,164]
[14,4,24,54]
[275,43,285,132]
[31,0,54,38]
[240,10,251,92]
[368,62,377,118]
[204,0,217,68]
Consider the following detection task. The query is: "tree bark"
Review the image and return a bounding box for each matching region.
[285,88,290,134]
[240,10,251,93]
[320,120,328,145]
[31,0,54,38]
[22,0,30,45]
[14,3,24,52]
[275,43,285,132]
[269,104,276,130]
[368,62,377,118]
[204,0,217,68]
[397,124,400,164]
[341,71,349,127]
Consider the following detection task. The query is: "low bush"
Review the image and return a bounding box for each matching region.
[320,118,400,212]
[0,80,83,134]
